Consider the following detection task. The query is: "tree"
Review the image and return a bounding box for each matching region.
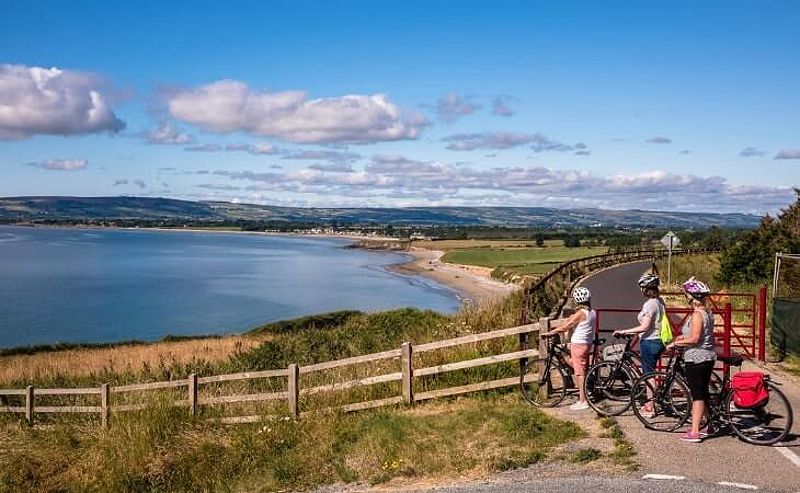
[535,233,545,247]
[563,235,581,248]
[717,189,800,286]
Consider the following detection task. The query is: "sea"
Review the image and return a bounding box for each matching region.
[0,226,460,348]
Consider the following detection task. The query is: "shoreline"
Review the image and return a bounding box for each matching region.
[388,247,520,304]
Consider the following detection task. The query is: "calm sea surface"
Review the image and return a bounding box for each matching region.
[0,226,460,348]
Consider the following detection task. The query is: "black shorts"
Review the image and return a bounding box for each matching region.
[684,360,715,401]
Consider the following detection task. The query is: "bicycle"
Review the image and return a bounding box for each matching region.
[584,334,641,416]
[520,334,574,407]
[632,350,794,445]
[520,333,603,407]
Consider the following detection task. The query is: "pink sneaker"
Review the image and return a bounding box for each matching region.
[680,431,703,443]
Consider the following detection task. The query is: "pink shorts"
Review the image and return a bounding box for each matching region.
[570,343,591,376]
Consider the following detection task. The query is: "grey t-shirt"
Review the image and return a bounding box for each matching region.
[682,309,716,363]
[638,298,662,341]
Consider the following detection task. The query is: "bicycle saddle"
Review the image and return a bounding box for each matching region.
[716,353,745,367]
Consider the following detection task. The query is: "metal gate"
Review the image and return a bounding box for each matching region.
[593,286,767,365]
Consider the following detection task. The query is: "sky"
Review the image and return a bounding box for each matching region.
[1,1,799,214]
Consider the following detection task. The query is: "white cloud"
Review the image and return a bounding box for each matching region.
[167,80,427,144]
[26,158,88,171]
[144,123,194,145]
[490,96,515,116]
[740,146,767,157]
[308,163,354,172]
[185,143,222,152]
[225,142,283,155]
[0,64,124,140]
[432,92,481,122]
[133,179,147,189]
[443,132,588,154]
[202,159,790,214]
[283,149,361,164]
[775,149,800,160]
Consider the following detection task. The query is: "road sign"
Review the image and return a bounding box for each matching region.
[660,232,680,285]
[660,231,680,250]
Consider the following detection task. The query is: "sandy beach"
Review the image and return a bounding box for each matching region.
[389,247,520,304]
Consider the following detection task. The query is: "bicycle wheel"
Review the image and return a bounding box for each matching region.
[632,371,691,431]
[727,381,794,445]
[585,361,636,416]
[521,361,567,407]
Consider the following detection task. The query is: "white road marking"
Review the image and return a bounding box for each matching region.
[776,447,800,468]
[717,482,758,490]
[642,474,686,480]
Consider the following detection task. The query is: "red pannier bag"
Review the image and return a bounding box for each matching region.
[731,371,769,408]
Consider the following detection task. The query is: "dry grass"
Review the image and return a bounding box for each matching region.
[0,335,268,384]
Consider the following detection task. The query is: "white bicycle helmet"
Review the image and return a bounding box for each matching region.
[638,273,660,290]
[682,276,711,299]
[572,287,592,304]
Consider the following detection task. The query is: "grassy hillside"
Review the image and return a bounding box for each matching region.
[0,196,761,228]
[0,296,602,492]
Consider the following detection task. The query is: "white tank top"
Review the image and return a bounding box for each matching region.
[570,308,596,344]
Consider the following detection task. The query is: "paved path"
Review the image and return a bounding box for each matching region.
[582,261,800,492]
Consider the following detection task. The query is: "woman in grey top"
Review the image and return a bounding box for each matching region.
[666,276,715,443]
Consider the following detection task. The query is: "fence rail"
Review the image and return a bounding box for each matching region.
[0,320,551,427]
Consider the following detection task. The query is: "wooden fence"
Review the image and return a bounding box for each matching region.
[519,248,719,324]
[0,318,568,427]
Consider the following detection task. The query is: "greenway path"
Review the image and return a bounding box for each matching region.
[582,261,800,492]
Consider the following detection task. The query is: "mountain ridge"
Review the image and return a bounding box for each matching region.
[0,196,761,228]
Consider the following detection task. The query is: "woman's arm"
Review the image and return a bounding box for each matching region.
[541,309,586,337]
[670,311,703,348]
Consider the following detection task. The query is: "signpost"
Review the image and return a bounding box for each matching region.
[660,231,680,285]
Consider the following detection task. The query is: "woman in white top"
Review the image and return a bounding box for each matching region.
[540,287,597,410]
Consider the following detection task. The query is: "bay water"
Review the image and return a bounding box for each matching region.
[0,226,460,348]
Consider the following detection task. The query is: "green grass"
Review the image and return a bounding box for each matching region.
[0,291,592,492]
[0,394,584,493]
[443,246,602,268]
[571,448,602,464]
[598,417,638,471]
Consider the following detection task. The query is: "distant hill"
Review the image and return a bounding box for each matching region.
[0,196,761,228]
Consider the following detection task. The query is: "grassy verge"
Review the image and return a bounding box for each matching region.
[597,417,638,471]
[0,289,593,492]
[0,393,583,493]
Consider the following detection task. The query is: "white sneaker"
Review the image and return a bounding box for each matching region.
[569,401,590,410]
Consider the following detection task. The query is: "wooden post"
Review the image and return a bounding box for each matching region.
[401,342,414,405]
[518,331,529,378]
[100,383,110,428]
[25,385,34,426]
[538,317,551,401]
[188,373,198,417]
[287,364,299,416]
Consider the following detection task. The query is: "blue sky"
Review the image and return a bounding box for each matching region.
[1,1,798,214]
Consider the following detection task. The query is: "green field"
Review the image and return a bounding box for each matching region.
[442,246,602,268]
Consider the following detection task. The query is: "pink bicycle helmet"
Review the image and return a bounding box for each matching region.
[682,276,711,299]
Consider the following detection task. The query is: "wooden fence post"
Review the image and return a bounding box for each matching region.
[538,317,551,401]
[288,364,299,416]
[401,342,414,405]
[25,385,34,426]
[101,383,110,428]
[188,373,198,417]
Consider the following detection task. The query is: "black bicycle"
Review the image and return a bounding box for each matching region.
[520,334,575,407]
[584,334,641,416]
[632,350,794,445]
